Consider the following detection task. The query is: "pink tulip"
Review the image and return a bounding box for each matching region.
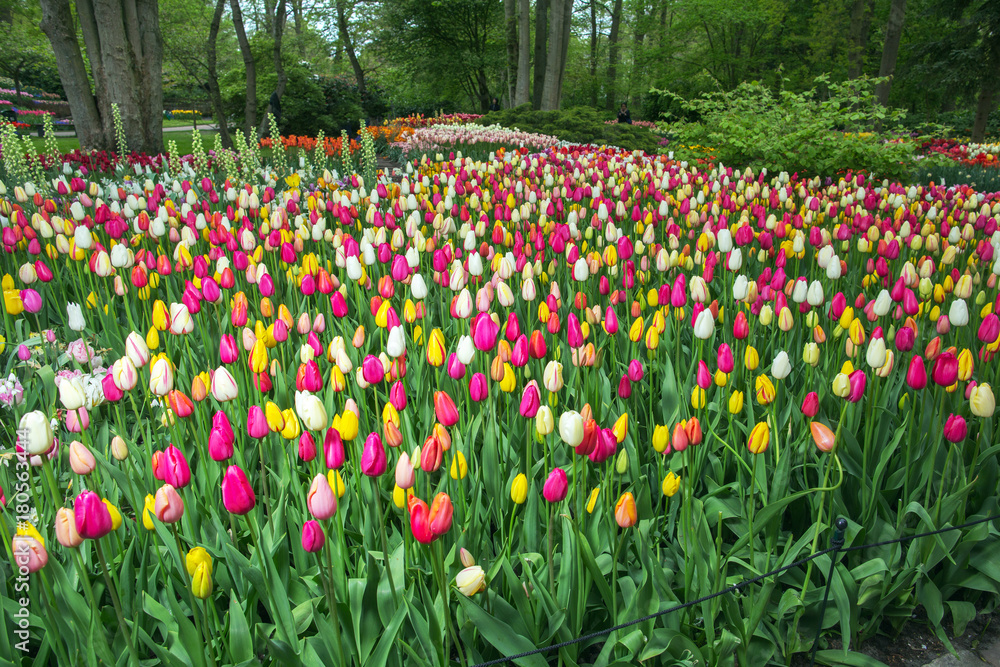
[542,468,568,503]
[220,334,239,364]
[208,427,234,461]
[931,352,958,387]
[75,490,114,539]
[307,474,337,519]
[155,484,186,523]
[943,414,967,443]
[519,383,540,418]
[324,427,345,469]
[361,432,387,476]
[847,370,866,403]
[162,445,191,488]
[247,405,269,439]
[471,312,499,351]
[302,520,325,552]
[717,343,734,373]
[221,466,255,514]
[362,355,384,385]
[469,373,488,401]
[389,381,407,411]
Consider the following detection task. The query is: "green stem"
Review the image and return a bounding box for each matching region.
[95,539,141,666]
[372,477,399,604]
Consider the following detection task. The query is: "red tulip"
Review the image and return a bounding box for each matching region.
[434,391,459,426]
[428,492,454,536]
[906,355,927,390]
[801,392,819,417]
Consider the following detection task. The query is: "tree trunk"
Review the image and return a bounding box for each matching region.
[514,0,531,106]
[503,0,517,105]
[230,0,257,137]
[259,0,287,137]
[336,0,366,97]
[589,0,598,107]
[291,0,305,58]
[633,0,646,51]
[208,0,232,148]
[874,0,906,107]
[606,0,623,110]
[556,0,572,106]
[847,0,873,79]
[541,0,573,109]
[40,0,162,154]
[532,0,548,109]
[39,0,108,151]
[972,76,997,142]
[134,0,164,154]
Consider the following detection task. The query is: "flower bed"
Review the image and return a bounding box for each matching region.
[1,148,1000,666]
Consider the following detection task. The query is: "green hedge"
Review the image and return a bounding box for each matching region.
[476,105,663,152]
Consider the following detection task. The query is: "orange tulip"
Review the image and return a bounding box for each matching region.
[810,422,836,452]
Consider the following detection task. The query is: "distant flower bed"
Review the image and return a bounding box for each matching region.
[259,124,415,155]
[921,139,1000,168]
[391,113,483,127]
[605,119,659,129]
[168,110,203,121]
[391,123,558,157]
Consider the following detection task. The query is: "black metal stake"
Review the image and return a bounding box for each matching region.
[809,517,848,667]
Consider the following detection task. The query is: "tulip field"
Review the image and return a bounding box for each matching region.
[2,124,1000,667]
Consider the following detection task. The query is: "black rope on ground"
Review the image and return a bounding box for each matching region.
[469,514,1000,667]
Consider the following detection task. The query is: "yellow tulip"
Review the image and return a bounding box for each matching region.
[748,422,770,454]
[586,487,600,513]
[450,452,468,480]
[510,473,528,505]
[612,413,628,443]
[652,425,669,453]
[662,472,681,497]
[728,390,744,414]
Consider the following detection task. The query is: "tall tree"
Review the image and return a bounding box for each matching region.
[258,0,287,135]
[848,0,873,78]
[503,0,518,104]
[514,0,531,105]
[589,0,598,106]
[207,0,232,147]
[540,0,573,109]
[230,0,257,136]
[336,0,366,96]
[0,0,55,99]
[875,0,906,106]
[606,0,623,109]
[39,0,164,153]
[532,0,548,108]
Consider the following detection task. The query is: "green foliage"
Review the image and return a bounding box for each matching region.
[478,105,662,152]
[658,75,928,179]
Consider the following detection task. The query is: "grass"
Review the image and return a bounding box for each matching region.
[163,118,214,128]
[22,131,220,156]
